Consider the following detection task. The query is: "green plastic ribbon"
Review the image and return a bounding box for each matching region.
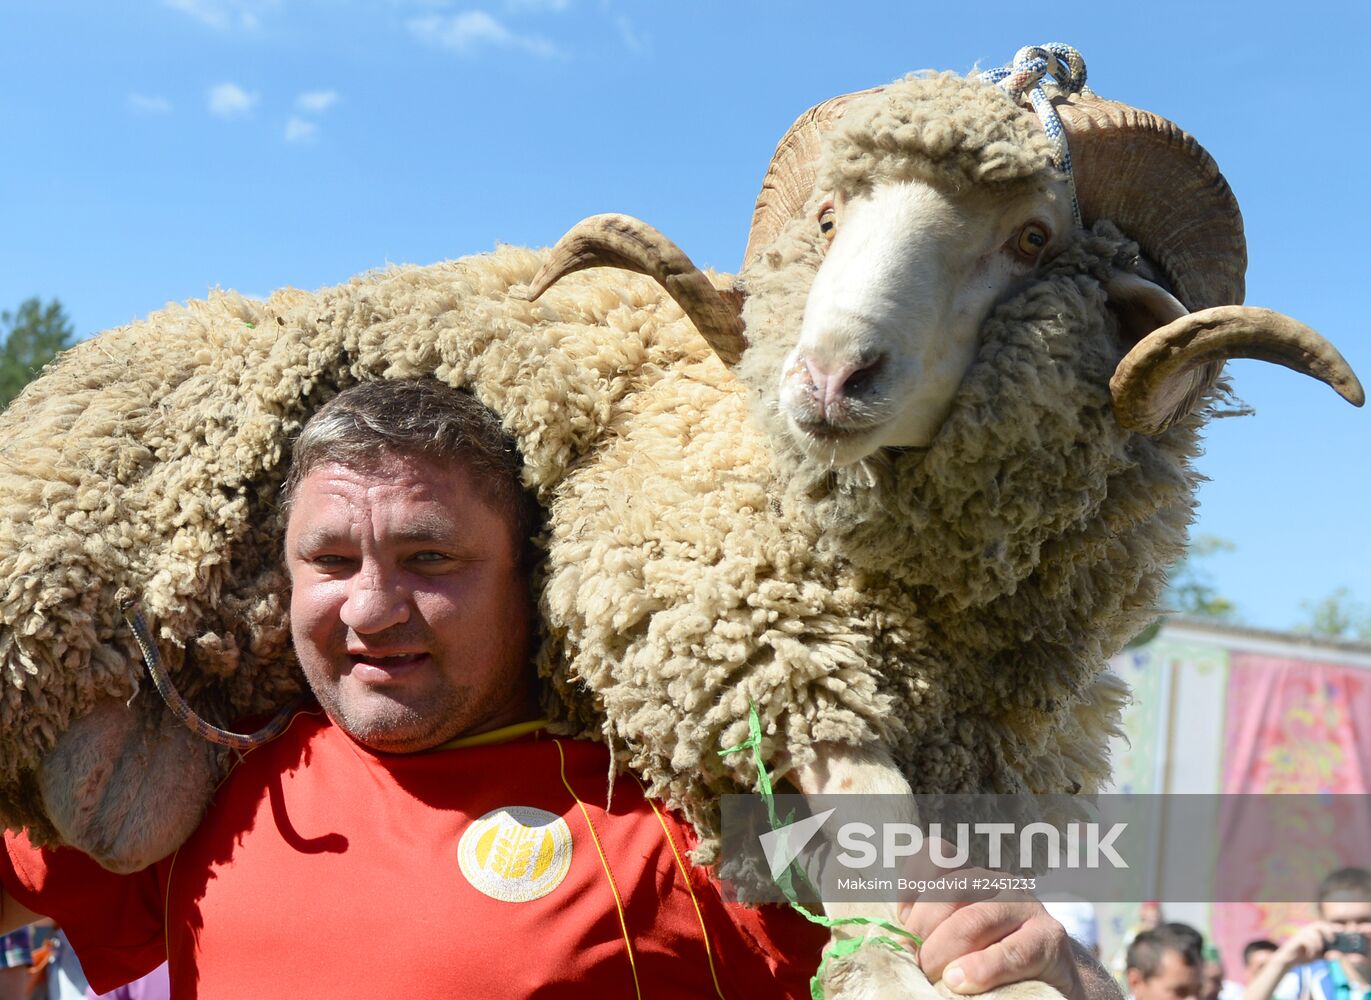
[718,704,920,1000]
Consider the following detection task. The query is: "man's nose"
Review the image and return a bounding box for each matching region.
[339,565,410,633]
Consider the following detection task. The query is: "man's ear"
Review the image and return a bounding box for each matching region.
[1127,967,1147,995]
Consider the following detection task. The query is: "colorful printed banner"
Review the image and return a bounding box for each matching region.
[1214,653,1371,976]
[1101,636,1230,976]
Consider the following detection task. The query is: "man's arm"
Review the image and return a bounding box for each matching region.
[3,831,169,994]
[1243,924,1332,1000]
[0,885,44,937]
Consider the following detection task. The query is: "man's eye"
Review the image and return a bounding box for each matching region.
[412,551,452,563]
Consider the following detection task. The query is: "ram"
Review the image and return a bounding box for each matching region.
[523,47,1362,991]
[0,44,1360,997]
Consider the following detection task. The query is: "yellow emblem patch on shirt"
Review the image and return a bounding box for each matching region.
[457,805,573,902]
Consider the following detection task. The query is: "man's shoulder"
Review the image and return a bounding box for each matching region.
[221,704,331,770]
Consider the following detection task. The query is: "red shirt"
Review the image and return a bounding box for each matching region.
[3,709,824,998]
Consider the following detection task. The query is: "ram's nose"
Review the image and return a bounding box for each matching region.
[796,353,886,420]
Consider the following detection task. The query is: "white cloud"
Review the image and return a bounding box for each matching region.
[284,117,319,143]
[616,15,646,53]
[407,10,559,58]
[129,93,173,114]
[504,0,570,11]
[207,82,259,118]
[295,90,339,114]
[165,0,230,29]
[163,0,264,31]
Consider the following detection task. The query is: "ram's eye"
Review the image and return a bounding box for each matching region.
[1016,223,1049,257]
[818,204,837,242]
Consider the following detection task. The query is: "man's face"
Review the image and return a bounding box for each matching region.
[1320,898,1371,976]
[1201,960,1224,1000]
[1243,949,1275,981]
[1129,950,1203,1000]
[286,453,534,752]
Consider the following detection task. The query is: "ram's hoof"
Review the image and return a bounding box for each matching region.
[821,943,1066,1000]
[820,944,941,1000]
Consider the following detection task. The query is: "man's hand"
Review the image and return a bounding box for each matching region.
[1274,922,1337,970]
[1243,922,1338,1000]
[900,890,1087,998]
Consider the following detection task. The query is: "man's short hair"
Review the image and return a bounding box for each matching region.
[1164,922,1205,957]
[1243,939,1277,964]
[280,378,541,562]
[1128,925,1203,978]
[1318,867,1371,906]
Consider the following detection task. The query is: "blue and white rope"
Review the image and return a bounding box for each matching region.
[978,43,1088,226]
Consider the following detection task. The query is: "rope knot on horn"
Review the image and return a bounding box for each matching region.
[979,43,1089,226]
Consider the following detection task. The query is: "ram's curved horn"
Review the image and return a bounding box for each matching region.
[742,88,883,268]
[1054,93,1356,431]
[1058,96,1365,431]
[528,213,747,366]
[1055,96,1240,431]
[1056,94,1246,313]
[1111,306,1366,434]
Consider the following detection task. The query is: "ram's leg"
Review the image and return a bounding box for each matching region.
[792,743,1066,1000]
[792,743,939,1000]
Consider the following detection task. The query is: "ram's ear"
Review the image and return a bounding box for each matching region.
[1103,271,1189,348]
[1105,270,1365,435]
[1102,271,1221,436]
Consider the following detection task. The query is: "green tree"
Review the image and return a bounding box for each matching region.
[1164,534,1238,620]
[1296,587,1371,642]
[1128,534,1238,648]
[1,297,74,408]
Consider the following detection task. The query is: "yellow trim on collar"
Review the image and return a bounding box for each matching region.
[434,718,549,750]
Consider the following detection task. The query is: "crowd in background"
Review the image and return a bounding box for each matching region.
[1048,867,1371,1000]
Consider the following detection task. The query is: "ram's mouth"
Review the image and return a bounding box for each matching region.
[787,415,885,467]
[791,417,878,441]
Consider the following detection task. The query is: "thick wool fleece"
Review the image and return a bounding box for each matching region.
[554,225,1200,854]
[820,73,1058,198]
[0,250,725,840]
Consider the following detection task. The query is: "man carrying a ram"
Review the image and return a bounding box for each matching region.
[2,377,1110,999]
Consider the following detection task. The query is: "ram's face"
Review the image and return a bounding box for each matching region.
[776,174,1074,466]
[530,76,1357,474]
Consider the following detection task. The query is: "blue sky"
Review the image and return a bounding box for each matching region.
[2,0,1367,632]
